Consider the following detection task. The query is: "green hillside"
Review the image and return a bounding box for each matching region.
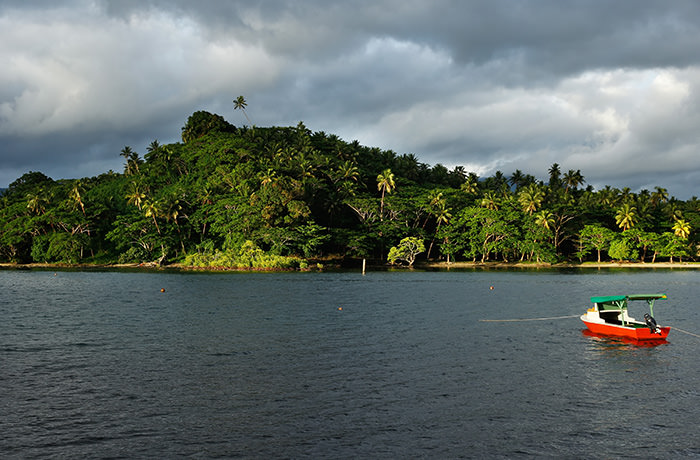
[1,111,697,267]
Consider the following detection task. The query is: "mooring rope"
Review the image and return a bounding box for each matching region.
[479,314,580,322]
[478,316,700,339]
[671,326,700,339]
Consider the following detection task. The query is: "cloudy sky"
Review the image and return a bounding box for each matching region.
[2,1,700,198]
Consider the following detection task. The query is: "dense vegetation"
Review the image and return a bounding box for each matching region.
[1,110,697,268]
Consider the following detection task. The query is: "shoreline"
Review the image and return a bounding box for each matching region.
[421,261,700,269]
[2,260,700,271]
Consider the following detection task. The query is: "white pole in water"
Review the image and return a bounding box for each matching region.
[362,258,366,275]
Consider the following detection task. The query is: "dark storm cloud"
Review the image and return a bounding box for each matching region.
[3,0,700,197]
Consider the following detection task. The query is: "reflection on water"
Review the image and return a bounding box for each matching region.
[581,328,669,348]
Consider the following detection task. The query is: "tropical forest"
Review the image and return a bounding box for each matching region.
[1,110,697,269]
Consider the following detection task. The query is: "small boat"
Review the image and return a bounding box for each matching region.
[580,294,671,340]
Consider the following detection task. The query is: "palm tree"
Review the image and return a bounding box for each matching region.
[615,203,637,231]
[518,184,545,215]
[233,95,252,125]
[120,146,141,175]
[143,200,161,234]
[259,168,278,188]
[480,191,499,211]
[534,209,555,230]
[376,169,395,220]
[126,182,146,210]
[563,169,585,194]
[651,186,669,207]
[620,187,634,204]
[163,198,182,225]
[491,171,508,191]
[509,169,525,191]
[548,163,561,188]
[427,202,452,259]
[69,180,85,215]
[26,189,49,215]
[461,173,479,195]
[449,165,467,187]
[672,217,691,239]
[597,186,618,208]
[338,161,359,181]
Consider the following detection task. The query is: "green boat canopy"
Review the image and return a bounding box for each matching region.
[590,294,667,303]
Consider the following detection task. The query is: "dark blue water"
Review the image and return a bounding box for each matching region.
[2,268,699,458]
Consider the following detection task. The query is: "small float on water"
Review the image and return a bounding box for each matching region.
[580,294,671,341]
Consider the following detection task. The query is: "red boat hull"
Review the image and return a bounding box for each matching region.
[581,318,671,340]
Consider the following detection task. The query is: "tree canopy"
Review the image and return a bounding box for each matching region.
[1,111,697,268]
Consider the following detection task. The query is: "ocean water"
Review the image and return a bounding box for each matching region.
[2,268,699,458]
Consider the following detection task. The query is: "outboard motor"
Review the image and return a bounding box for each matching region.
[644,313,661,334]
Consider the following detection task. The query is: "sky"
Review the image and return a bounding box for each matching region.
[2,1,700,198]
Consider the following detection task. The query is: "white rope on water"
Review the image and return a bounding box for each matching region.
[671,326,700,339]
[479,314,580,322]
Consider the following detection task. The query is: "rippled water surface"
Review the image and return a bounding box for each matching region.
[2,268,700,458]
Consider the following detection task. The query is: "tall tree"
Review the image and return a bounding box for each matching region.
[615,203,637,231]
[460,173,479,195]
[480,191,499,211]
[651,186,669,207]
[548,163,562,189]
[426,193,451,259]
[534,209,554,230]
[233,95,252,125]
[126,182,146,210]
[672,217,691,239]
[120,146,141,176]
[143,200,161,235]
[69,180,86,215]
[518,184,545,215]
[509,169,525,191]
[376,169,395,220]
[563,169,585,194]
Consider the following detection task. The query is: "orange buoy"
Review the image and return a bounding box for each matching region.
[338,307,343,311]
[160,288,165,293]
[489,286,494,290]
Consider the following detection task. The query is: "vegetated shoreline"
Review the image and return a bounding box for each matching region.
[422,260,700,269]
[2,260,699,271]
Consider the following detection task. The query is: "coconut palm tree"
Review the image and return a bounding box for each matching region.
[651,186,669,207]
[518,184,545,215]
[534,209,554,230]
[480,191,499,211]
[376,169,395,220]
[335,160,359,183]
[615,203,637,231]
[509,169,525,191]
[548,163,561,188]
[126,182,146,210]
[26,189,49,215]
[427,202,451,259]
[563,169,585,194]
[143,200,161,235]
[259,168,278,188]
[597,186,618,208]
[460,173,479,195]
[620,187,634,204]
[69,180,85,215]
[672,217,691,239]
[120,146,141,175]
[233,95,252,125]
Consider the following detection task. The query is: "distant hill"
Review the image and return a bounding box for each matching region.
[0,110,697,267]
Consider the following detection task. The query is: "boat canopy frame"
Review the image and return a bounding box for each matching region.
[590,294,666,318]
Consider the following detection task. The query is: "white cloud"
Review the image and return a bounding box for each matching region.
[3,1,700,198]
[0,4,279,137]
